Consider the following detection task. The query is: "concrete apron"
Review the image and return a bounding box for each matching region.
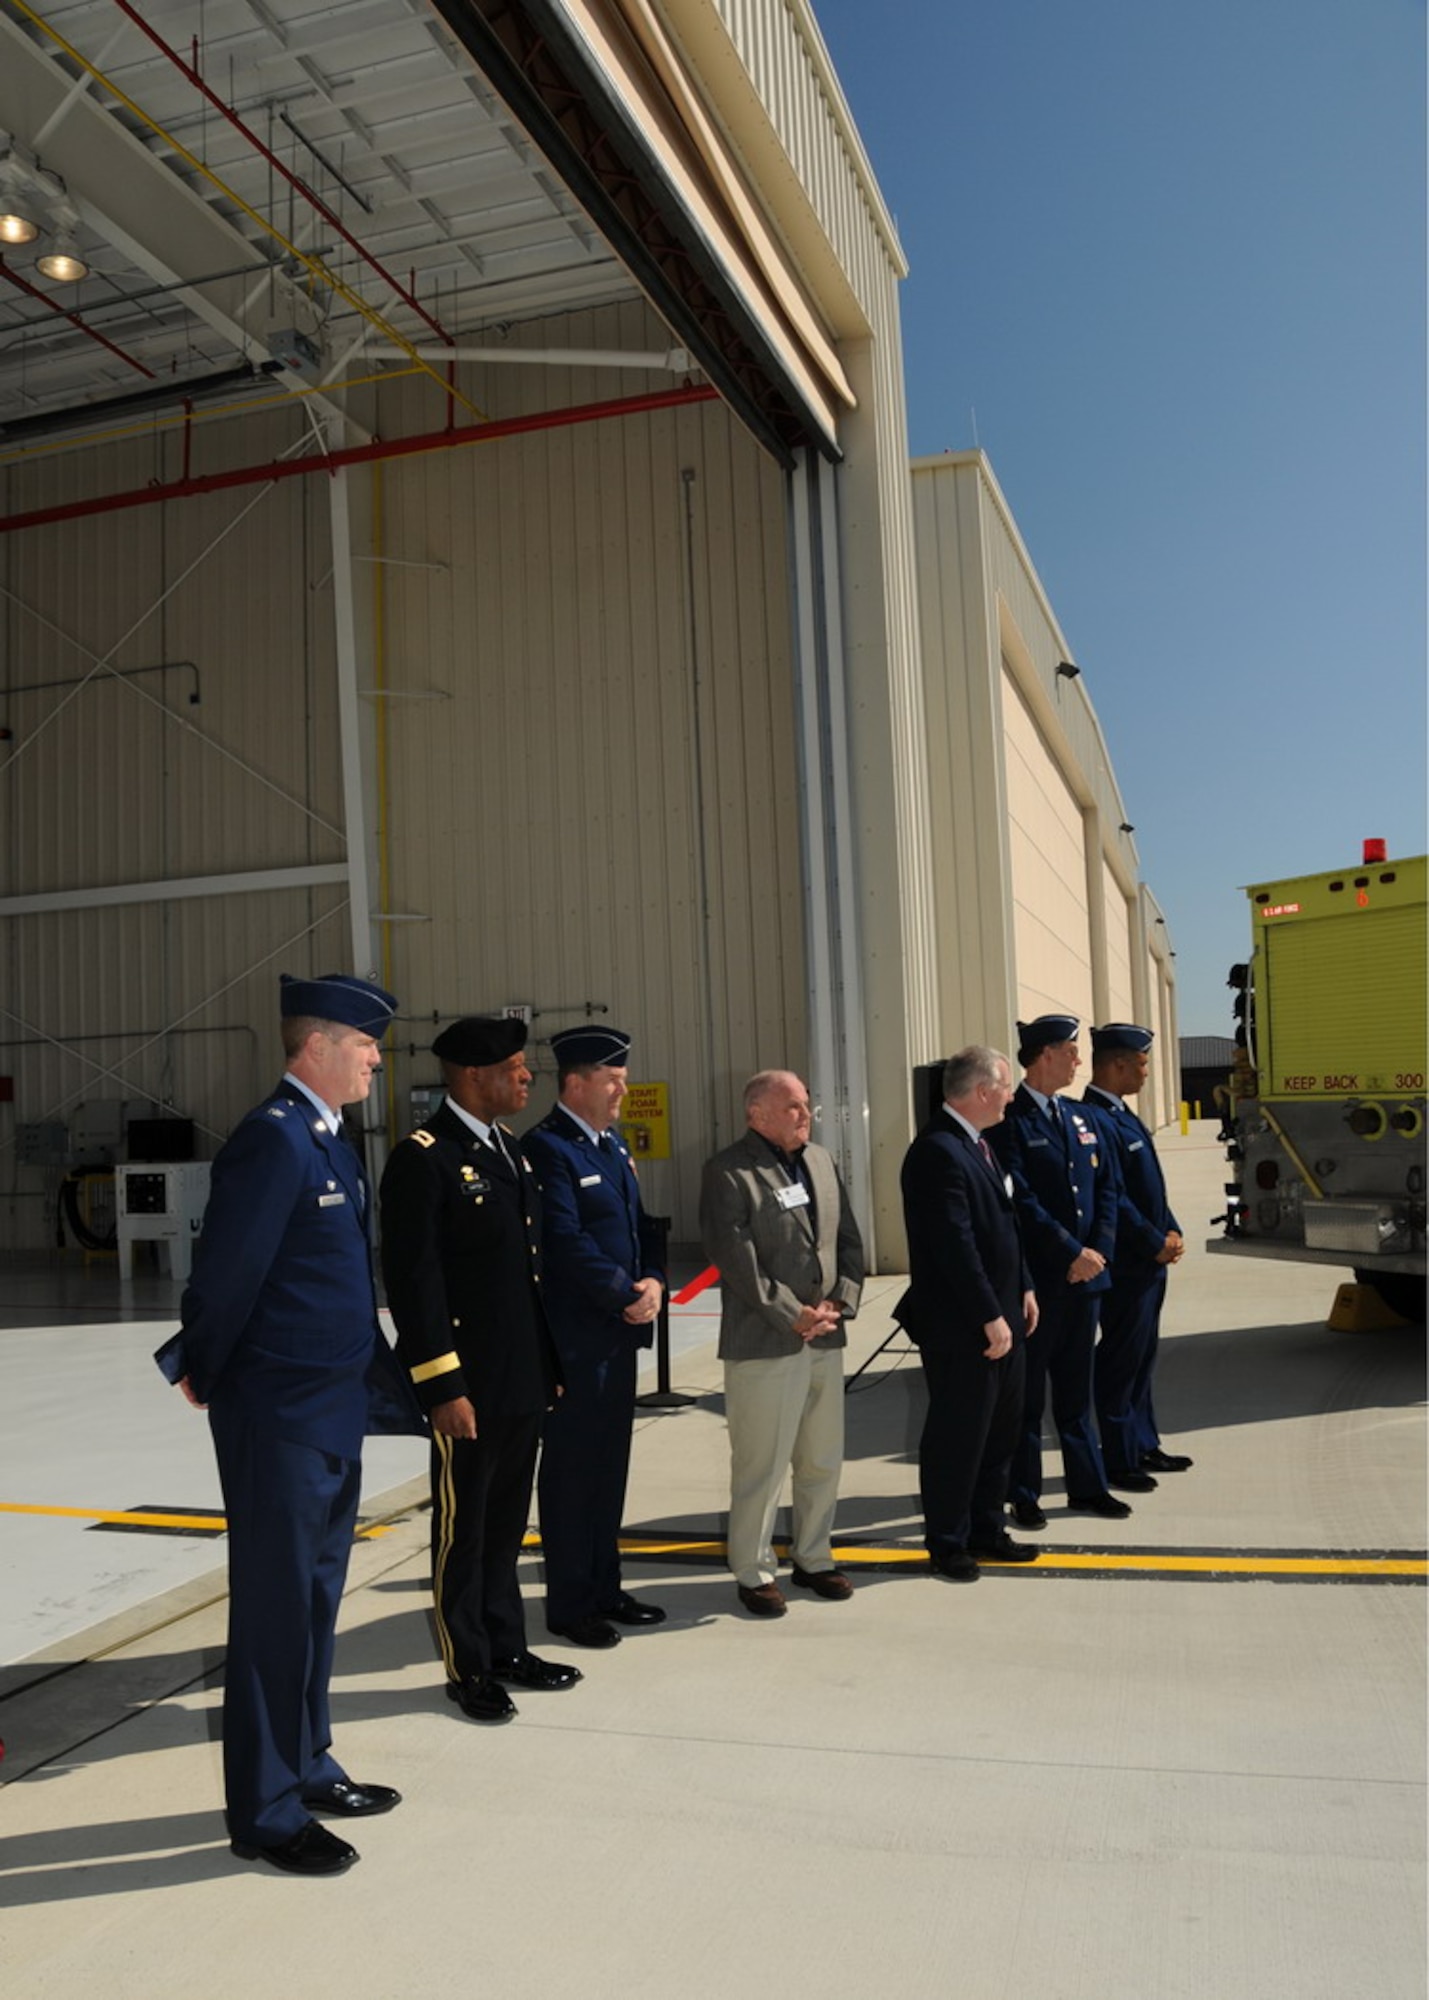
[0,1124,1424,2000]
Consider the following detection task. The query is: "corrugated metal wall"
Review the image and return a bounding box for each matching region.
[1002,664,1094,1024]
[1102,857,1136,1024]
[0,300,807,1249]
[365,300,806,1235]
[1,410,353,1248]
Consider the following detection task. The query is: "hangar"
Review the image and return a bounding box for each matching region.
[0,0,1174,1269]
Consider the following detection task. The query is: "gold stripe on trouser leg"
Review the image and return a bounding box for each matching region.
[432,1431,459,1682]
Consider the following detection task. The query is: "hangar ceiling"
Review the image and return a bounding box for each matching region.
[0,0,832,467]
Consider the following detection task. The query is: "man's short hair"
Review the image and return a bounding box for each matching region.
[743,1069,791,1116]
[942,1045,1006,1102]
[557,1060,599,1089]
[281,1014,342,1060]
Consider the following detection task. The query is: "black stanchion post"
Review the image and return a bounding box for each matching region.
[635,1215,696,1409]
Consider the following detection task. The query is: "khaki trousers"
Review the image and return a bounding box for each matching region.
[723,1344,844,1587]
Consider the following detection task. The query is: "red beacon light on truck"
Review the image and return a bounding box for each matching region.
[1363,838,1387,864]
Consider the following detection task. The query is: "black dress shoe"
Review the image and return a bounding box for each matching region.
[1106,1470,1158,1493]
[1066,1491,1134,1519]
[790,1565,853,1599]
[231,1819,357,1875]
[1142,1448,1194,1472]
[301,1780,401,1818]
[547,1615,621,1649]
[1011,1499,1047,1530]
[446,1675,517,1723]
[736,1581,787,1617]
[928,1549,979,1582]
[604,1591,667,1626]
[967,1534,1038,1564]
[489,1652,583,1691]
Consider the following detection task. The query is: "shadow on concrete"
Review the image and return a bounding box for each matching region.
[0,1810,244,1905]
[1156,1319,1426,1433]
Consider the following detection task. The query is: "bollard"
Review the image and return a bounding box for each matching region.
[1179,1101,1190,1135]
[636,1215,697,1409]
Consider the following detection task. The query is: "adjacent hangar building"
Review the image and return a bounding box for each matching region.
[0,0,1174,1269]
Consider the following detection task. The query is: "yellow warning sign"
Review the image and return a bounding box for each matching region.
[620,1081,670,1161]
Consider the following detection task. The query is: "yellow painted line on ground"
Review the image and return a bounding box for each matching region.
[611,1532,1425,1581]
[0,1501,395,1539]
[5,1505,1421,1579]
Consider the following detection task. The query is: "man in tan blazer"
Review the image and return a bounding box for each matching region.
[699,1071,865,1617]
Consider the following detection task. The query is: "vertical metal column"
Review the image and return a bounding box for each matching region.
[326,418,388,1184]
[788,448,874,1258]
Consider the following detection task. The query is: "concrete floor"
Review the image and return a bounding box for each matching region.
[0,1125,1424,1999]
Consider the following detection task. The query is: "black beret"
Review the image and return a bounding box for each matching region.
[432,1015,528,1067]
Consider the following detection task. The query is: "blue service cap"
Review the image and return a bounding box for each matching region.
[550,1025,632,1068]
[1091,1022,1155,1055]
[1016,1013,1080,1059]
[432,1014,527,1067]
[279,972,397,1033]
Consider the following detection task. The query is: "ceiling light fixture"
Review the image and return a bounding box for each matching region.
[36,205,88,283]
[0,155,40,245]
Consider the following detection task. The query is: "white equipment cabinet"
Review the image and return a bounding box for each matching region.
[115,1163,212,1286]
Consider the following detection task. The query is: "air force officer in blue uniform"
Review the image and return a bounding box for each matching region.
[523,1026,666,1649]
[156,973,424,1877]
[1082,1023,1191,1484]
[989,1014,1126,1525]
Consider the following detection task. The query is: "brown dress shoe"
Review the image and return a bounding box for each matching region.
[790,1566,853,1600]
[736,1582,787,1618]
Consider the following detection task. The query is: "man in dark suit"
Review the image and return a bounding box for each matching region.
[700,1071,865,1617]
[155,972,425,1877]
[990,1014,1128,1527]
[1082,1023,1191,1484]
[522,1025,666,1650]
[380,1016,575,1726]
[897,1045,1039,1579]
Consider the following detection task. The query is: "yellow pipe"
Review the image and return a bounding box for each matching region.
[10,2,486,422]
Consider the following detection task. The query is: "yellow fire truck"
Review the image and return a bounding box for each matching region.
[1212,840,1426,1321]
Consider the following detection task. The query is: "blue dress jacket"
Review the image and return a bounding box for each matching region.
[1081,1086,1180,1277]
[155,1081,424,1455]
[521,1105,663,1362]
[989,1085,1118,1295]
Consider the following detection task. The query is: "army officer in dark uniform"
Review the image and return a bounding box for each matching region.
[156,972,425,1877]
[523,1025,665,1649]
[379,1015,574,1724]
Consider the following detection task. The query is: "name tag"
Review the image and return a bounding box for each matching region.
[1129,1139,1144,1152]
[318,1191,346,1208]
[579,1174,602,1187]
[775,1182,810,1210]
[1027,1136,1050,1149]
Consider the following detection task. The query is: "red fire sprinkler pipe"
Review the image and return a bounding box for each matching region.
[108,0,454,349]
[0,383,721,536]
[0,256,154,379]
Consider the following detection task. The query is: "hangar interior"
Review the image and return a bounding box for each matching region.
[0,0,1173,1272]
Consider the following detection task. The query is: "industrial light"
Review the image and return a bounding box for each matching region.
[36,214,88,283]
[1055,661,1080,680]
[0,157,39,244]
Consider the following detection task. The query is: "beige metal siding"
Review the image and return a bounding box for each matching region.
[1102,857,1136,1025]
[1002,663,1093,1025]
[352,302,807,1238]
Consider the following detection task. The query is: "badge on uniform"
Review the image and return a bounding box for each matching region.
[318,1191,346,1207]
[579,1174,602,1188]
[460,1165,492,1200]
[775,1182,810,1210]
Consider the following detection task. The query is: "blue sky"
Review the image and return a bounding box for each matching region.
[812,0,1426,1035]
